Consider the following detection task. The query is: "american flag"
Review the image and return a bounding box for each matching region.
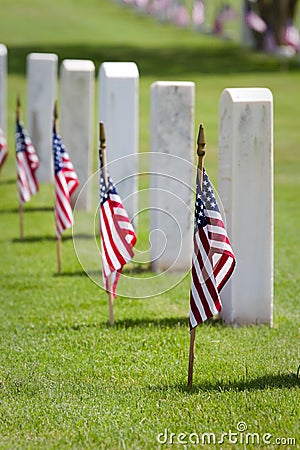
[284,22,300,49]
[100,155,137,298]
[16,119,39,204]
[190,169,235,329]
[53,127,79,238]
[192,0,205,27]
[245,9,267,33]
[0,127,8,171]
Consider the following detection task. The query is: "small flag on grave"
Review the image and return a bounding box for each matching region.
[99,122,137,325]
[189,168,236,329]
[192,0,205,27]
[16,95,40,240]
[245,8,267,34]
[16,115,39,205]
[53,126,79,239]
[52,103,79,274]
[188,124,236,388]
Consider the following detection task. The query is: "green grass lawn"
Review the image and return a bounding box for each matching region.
[0,0,300,448]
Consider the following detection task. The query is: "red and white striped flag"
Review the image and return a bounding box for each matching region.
[53,127,79,238]
[190,169,235,329]
[284,22,300,49]
[0,127,8,171]
[192,0,205,27]
[100,155,137,298]
[16,119,39,204]
[246,9,267,34]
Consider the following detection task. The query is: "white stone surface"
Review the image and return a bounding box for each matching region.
[99,62,139,224]
[27,53,58,183]
[60,59,95,210]
[150,81,195,273]
[218,87,273,325]
[0,44,7,134]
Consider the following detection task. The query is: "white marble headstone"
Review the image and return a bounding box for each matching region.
[27,53,58,183]
[60,59,95,210]
[0,44,7,134]
[218,87,273,325]
[99,62,139,225]
[150,81,195,273]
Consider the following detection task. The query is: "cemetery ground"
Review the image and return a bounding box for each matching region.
[1,0,300,448]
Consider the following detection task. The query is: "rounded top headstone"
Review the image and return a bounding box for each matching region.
[100,62,139,78]
[27,53,58,62]
[0,44,7,55]
[151,81,195,88]
[62,59,95,72]
[221,88,273,103]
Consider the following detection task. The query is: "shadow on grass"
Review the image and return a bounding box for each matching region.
[12,235,72,243]
[113,316,189,329]
[61,316,224,330]
[110,316,224,329]
[23,206,54,212]
[171,373,300,393]
[122,263,151,274]
[0,178,16,185]
[8,42,296,77]
[12,232,94,243]
[1,206,53,214]
[47,316,189,332]
[47,315,226,331]
[53,261,174,278]
[146,373,299,394]
[0,207,20,214]
[54,269,96,277]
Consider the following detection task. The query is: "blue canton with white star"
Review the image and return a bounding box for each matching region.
[16,122,27,153]
[53,129,65,175]
[99,153,117,206]
[194,169,220,232]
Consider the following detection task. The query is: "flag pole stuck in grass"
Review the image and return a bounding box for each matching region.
[188,123,206,388]
[98,122,137,326]
[16,95,24,240]
[52,101,79,274]
[188,123,236,388]
[53,103,62,274]
[99,123,114,326]
[15,94,39,240]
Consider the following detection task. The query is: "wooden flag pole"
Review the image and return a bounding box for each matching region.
[19,203,24,240]
[57,236,62,275]
[16,94,24,240]
[188,123,206,388]
[54,101,62,275]
[99,122,114,326]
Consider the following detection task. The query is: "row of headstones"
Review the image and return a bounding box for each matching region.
[0,49,137,211]
[0,46,273,326]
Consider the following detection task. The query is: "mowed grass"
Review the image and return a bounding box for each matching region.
[0,0,300,449]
